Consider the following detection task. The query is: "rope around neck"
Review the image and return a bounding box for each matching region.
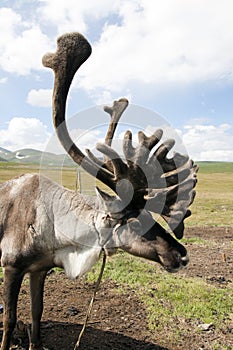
[74,249,107,350]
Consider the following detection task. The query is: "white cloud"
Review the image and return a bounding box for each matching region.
[93,90,115,106]
[0,117,51,151]
[92,89,132,106]
[0,116,103,155]
[0,7,51,75]
[70,128,102,151]
[0,77,7,83]
[42,126,103,155]
[37,0,120,35]
[27,89,52,107]
[1,0,233,91]
[182,123,233,161]
[0,7,21,40]
[77,0,233,96]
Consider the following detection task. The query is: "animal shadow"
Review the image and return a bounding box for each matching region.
[0,320,169,350]
[40,321,168,350]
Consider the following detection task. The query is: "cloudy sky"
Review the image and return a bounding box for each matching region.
[0,0,233,161]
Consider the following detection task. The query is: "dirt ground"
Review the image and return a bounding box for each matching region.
[0,226,232,350]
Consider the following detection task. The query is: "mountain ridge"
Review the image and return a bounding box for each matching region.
[0,147,75,166]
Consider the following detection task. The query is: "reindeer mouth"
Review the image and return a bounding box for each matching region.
[159,253,189,273]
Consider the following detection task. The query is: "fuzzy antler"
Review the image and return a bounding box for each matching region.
[95,102,198,239]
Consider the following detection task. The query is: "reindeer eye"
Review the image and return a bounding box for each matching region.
[128,219,141,232]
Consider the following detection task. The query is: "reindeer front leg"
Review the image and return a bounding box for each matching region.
[29,270,47,350]
[1,266,24,350]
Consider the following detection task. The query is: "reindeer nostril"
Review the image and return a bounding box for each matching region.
[181,255,189,267]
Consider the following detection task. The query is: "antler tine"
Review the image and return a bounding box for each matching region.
[85,149,105,168]
[123,130,136,162]
[161,152,190,173]
[133,129,163,167]
[139,133,198,238]
[161,173,197,239]
[138,129,163,151]
[96,143,128,181]
[86,98,129,176]
[103,98,129,147]
[123,129,163,167]
[145,168,197,239]
[150,139,175,162]
[42,32,117,191]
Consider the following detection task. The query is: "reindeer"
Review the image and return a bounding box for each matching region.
[0,33,197,350]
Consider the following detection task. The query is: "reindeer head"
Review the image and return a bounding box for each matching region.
[43,32,198,273]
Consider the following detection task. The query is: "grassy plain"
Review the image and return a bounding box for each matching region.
[188,161,233,226]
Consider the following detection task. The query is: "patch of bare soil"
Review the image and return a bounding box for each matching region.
[0,226,232,350]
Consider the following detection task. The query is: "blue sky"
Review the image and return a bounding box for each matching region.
[0,0,233,161]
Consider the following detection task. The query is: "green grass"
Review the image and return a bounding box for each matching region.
[197,161,233,173]
[0,162,97,194]
[186,165,233,227]
[87,252,233,344]
[0,162,40,183]
[180,237,208,245]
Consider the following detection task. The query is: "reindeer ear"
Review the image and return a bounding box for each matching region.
[95,187,116,202]
[95,187,124,213]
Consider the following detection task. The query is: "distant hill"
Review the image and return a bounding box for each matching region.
[0,147,75,166]
[0,147,12,158]
[1,148,232,170]
[197,161,233,173]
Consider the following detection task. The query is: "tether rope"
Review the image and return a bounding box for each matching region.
[74,249,107,350]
